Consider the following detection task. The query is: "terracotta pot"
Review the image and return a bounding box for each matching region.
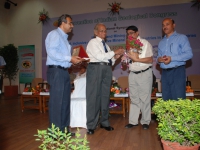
[161,139,200,150]
[4,85,18,98]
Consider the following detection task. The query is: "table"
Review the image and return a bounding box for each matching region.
[42,95,50,113]
[110,97,126,117]
[20,94,42,113]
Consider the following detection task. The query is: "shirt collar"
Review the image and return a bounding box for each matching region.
[164,31,177,39]
[57,27,68,39]
[96,36,104,42]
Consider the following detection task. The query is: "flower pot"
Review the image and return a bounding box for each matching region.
[161,139,200,150]
[4,85,18,98]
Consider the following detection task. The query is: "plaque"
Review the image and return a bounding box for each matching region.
[72,45,89,61]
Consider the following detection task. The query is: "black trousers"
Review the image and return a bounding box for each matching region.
[47,67,71,132]
[86,64,112,129]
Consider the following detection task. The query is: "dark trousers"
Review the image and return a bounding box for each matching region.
[47,68,71,132]
[86,64,112,129]
[161,65,186,100]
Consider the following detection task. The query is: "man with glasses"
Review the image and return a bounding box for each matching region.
[125,25,153,130]
[45,14,82,135]
[86,23,124,135]
[157,18,193,100]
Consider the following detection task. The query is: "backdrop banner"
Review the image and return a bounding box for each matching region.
[18,45,35,83]
[42,3,200,80]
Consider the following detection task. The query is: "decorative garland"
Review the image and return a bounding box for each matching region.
[108,2,123,16]
[191,0,200,10]
[38,8,49,24]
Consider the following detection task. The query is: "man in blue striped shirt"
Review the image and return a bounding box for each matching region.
[45,14,82,135]
[157,18,193,100]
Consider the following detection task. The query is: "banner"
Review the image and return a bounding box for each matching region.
[42,3,200,80]
[18,45,35,83]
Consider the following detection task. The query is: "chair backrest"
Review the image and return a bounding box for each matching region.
[31,78,44,88]
[187,75,200,91]
[117,76,128,92]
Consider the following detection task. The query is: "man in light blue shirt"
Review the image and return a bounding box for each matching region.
[0,56,6,94]
[45,14,82,135]
[157,18,193,100]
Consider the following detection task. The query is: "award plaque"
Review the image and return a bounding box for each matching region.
[72,45,89,61]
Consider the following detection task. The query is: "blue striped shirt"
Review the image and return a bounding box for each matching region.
[157,31,193,69]
[45,27,72,68]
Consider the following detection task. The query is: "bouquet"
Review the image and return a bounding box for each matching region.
[126,35,143,54]
[121,36,144,69]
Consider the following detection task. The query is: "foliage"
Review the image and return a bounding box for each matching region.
[0,44,19,85]
[38,8,49,24]
[35,124,90,150]
[152,98,200,146]
[108,2,123,16]
[191,0,200,10]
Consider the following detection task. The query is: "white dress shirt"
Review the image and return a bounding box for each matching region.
[86,36,116,65]
[129,36,153,71]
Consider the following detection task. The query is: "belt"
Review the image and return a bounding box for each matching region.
[48,65,68,70]
[89,62,112,66]
[132,67,151,74]
[163,65,185,71]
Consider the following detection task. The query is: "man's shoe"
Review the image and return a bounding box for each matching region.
[142,124,149,130]
[100,125,114,131]
[125,124,138,128]
[87,129,94,135]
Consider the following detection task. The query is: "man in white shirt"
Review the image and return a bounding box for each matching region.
[125,25,153,130]
[86,23,124,134]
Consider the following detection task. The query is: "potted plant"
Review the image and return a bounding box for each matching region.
[0,44,19,97]
[152,98,200,150]
[35,124,90,150]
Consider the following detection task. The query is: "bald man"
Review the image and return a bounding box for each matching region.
[157,18,193,100]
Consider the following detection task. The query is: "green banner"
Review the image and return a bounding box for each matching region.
[18,45,35,83]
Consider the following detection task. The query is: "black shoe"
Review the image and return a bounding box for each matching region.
[125,124,138,128]
[87,129,94,135]
[100,125,114,131]
[142,124,149,130]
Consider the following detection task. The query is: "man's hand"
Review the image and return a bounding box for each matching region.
[127,52,139,62]
[158,55,171,64]
[70,56,82,65]
[163,56,171,65]
[114,54,121,59]
[114,49,125,56]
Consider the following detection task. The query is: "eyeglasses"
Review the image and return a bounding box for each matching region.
[127,31,136,35]
[98,30,107,33]
[63,21,74,26]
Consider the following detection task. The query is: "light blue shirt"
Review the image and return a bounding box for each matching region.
[0,56,6,66]
[157,31,193,69]
[45,27,72,68]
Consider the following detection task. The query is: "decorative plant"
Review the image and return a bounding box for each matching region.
[191,0,200,10]
[0,44,19,85]
[152,98,200,147]
[35,124,90,150]
[38,8,49,24]
[108,2,123,16]
[110,81,122,97]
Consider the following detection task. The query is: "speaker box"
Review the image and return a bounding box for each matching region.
[4,2,10,9]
